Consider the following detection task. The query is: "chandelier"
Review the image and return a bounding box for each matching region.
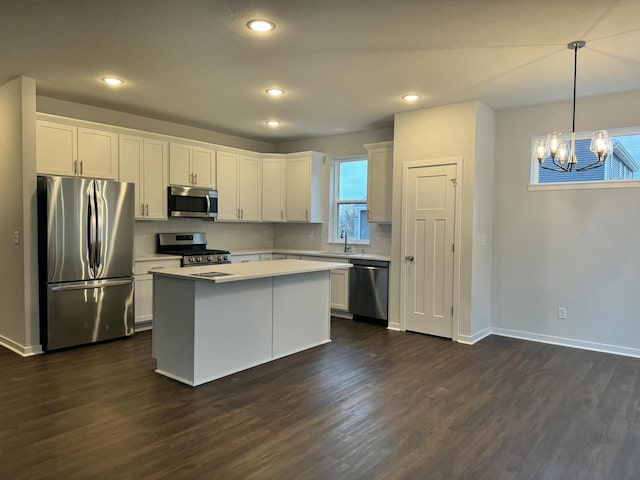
[533,41,612,172]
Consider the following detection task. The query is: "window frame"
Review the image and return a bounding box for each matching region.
[330,155,370,245]
[529,125,640,190]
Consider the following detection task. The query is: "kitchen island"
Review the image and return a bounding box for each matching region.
[151,259,351,386]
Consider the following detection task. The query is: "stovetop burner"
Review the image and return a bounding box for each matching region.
[156,233,232,266]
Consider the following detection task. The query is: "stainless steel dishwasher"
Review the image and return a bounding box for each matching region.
[349,259,389,322]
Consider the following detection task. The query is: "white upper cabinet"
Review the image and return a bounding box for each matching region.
[262,156,286,222]
[238,154,262,221]
[286,151,324,223]
[364,141,393,223]
[216,151,262,222]
[169,142,216,188]
[119,134,169,220]
[216,150,239,221]
[37,120,118,179]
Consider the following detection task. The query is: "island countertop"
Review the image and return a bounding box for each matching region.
[150,259,352,283]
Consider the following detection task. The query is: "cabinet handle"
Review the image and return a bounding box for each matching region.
[281,210,284,220]
[366,209,370,220]
[73,160,77,175]
[237,208,240,219]
[305,209,308,220]
[80,160,83,175]
[140,204,145,216]
[145,204,149,216]
[241,209,244,219]
[194,173,198,185]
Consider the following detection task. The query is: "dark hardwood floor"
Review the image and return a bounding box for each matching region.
[1,318,639,480]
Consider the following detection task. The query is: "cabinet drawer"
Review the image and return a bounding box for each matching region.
[134,259,181,274]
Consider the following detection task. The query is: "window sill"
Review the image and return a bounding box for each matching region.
[327,240,371,246]
[528,180,640,192]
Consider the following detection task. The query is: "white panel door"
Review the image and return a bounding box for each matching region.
[169,143,192,186]
[330,268,350,311]
[143,138,168,219]
[286,156,310,222]
[262,157,286,222]
[193,147,216,188]
[77,127,118,179]
[118,134,144,218]
[36,120,77,176]
[404,164,456,338]
[216,151,239,221]
[238,155,261,221]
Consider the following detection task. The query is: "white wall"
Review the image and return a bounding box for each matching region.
[492,90,640,353]
[37,96,274,153]
[273,127,394,255]
[391,101,494,338]
[0,76,38,355]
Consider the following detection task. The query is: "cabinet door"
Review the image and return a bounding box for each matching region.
[367,147,393,223]
[169,143,192,186]
[143,139,168,219]
[36,120,77,176]
[77,127,118,179]
[134,274,153,325]
[118,134,144,218]
[239,155,262,221]
[262,157,286,222]
[216,151,239,221]
[286,156,310,222]
[193,147,216,188]
[330,268,350,311]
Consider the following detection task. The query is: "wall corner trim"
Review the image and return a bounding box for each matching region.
[387,321,402,331]
[0,334,43,357]
[457,327,492,345]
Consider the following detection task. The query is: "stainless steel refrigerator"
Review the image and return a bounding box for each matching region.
[37,175,135,351]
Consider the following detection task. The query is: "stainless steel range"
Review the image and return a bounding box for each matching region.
[156,233,231,267]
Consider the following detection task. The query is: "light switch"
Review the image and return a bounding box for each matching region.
[13,231,20,245]
[481,234,487,246]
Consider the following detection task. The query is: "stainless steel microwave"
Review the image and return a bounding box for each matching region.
[168,186,218,219]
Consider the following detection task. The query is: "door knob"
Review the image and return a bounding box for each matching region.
[406,255,414,261]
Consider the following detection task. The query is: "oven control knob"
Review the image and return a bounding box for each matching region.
[188,257,195,263]
[207,255,213,262]
[196,256,202,263]
[217,256,222,261]
[224,255,229,261]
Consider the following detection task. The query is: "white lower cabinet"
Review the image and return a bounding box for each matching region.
[330,269,350,312]
[134,258,181,330]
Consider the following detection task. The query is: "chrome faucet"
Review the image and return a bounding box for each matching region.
[340,229,351,253]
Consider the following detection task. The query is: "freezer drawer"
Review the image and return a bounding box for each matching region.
[44,278,134,351]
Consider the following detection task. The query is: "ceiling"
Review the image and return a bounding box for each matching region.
[1,0,639,143]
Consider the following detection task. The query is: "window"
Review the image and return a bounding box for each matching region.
[531,127,640,185]
[333,157,369,243]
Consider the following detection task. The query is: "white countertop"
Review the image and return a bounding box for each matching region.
[134,254,182,262]
[231,248,391,262]
[151,259,352,283]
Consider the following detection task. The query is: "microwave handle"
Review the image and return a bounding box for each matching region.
[205,193,211,214]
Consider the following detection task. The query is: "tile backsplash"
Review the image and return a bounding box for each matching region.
[134,220,275,255]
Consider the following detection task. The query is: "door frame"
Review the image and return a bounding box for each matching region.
[399,157,464,341]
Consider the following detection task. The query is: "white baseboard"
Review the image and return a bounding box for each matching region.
[491,327,640,359]
[387,321,401,331]
[331,310,352,320]
[0,334,43,356]
[457,327,492,345]
[135,321,152,332]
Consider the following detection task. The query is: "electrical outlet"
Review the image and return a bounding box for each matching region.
[481,234,487,246]
[309,229,315,238]
[13,231,20,245]
[558,307,567,319]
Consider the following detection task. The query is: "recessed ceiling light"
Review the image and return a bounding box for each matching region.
[102,77,124,86]
[265,88,285,96]
[402,94,421,102]
[266,120,281,127]
[247,19,275,32]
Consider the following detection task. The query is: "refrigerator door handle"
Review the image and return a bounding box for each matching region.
[94,182,103,271]
[87,181,97,271]
[50,278,133,292]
